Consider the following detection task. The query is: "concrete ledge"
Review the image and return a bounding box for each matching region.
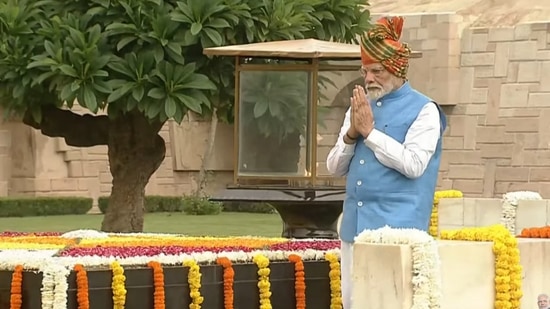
[438,197,550,234]
[352,238,550,309]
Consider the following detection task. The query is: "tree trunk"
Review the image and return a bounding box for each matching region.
[100,111,166,233]
[195,108,218,196]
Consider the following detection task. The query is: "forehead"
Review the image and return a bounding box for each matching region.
[362,63,385,70]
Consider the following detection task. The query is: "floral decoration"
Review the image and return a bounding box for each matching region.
[0,230,343,309]
[110,261,127,309]
[10,264,23,309]
[216,257,235,309]
[147,261,165,309]
[183,259,204,309]
[501,191,542,235]
[519,226,550,238]
[253,254,272,309]
[289,254,306,309]
[428,190,463,237]
[324,253,342,309]
[440,224,522,309]
[355,226,442,309]
[74,264,90,309]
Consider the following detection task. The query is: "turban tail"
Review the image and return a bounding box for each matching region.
[360,16,411,78]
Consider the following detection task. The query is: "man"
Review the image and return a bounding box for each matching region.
[326,16,447,309]
[538,294,549,309]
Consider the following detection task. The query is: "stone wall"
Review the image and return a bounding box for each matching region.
[1,12,550,202]
[379,12,550,197]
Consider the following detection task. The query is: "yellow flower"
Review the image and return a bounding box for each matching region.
[428,190,463,237]
[253,254,272,309]
[325,253,343,309]
[440,224,522,309]
[184,259,204,309]
[110,261,127,309]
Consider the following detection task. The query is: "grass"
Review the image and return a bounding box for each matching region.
[0,212,283,237]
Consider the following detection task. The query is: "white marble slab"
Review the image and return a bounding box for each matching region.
[351,238,550,309]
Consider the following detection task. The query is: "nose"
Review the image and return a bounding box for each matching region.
[363,71,376,83]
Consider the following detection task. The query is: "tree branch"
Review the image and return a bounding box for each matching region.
[22,105,109,147]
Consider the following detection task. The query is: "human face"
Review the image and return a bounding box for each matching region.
[359,64,403,101]
[538,295,549,308]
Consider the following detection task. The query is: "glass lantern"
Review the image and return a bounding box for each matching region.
[203,39,421,239]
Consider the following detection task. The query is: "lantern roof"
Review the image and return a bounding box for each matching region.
[203,38,422,59]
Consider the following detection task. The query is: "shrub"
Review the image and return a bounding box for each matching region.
[222,202,275,214]
[0,197,93,217]
[182,196,222,215]
[97,195,184,213]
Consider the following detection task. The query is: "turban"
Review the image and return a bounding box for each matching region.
[360,16,411,78]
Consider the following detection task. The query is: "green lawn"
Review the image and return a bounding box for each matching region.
[0,212,283,237]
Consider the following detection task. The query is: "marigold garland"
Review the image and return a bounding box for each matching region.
[288,254,306,309]
[216,257,235,309]
[73,264,90,309]
[428,190,463,237]
[324,253,342,309]
[253,254,272,309]
[10,265,23,309]
[147,261,165,309]
[440,224,522,309]
[183,259,204,309]
[110,261,127,309]
[519,226,550,238]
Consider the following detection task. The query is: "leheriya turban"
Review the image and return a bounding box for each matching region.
[360,16,411,78]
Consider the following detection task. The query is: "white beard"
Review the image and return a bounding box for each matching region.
[366,87,387,102]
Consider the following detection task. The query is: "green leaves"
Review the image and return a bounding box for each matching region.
[0,0,371,125]
[171,0,242,48]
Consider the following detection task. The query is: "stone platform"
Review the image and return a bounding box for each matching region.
[352,238,550,309]
[438,197,550,234]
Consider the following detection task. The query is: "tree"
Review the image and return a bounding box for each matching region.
[0,0,371,232]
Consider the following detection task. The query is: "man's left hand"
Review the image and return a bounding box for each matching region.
[352,85,374,138]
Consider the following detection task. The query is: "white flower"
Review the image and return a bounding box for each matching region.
[501,191,542,234]
[355,226,442,309]
[61,229,109,239]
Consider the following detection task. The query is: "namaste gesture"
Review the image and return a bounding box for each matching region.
[349,85,374,138]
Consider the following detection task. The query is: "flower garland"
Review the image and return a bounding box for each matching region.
[253,254,272,309]
[288,254,306,309]
[183,259,204,309]
[324,253,342,309]
[440,224,522,309]
[428,190,463,237]
[10,265,23,309]
[355,226,442,309]
[110,261,127,309]
[73,264,90,309]
[40,264,71,309]
[501,191,542,235]
[519,226,550,238]
[216,257,235,309]
[147,261,165,309]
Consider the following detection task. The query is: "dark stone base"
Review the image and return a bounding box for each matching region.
[0,261,332,309]
[210,187,345,239]
[274,202,343,239]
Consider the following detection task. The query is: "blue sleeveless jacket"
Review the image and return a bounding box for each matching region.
[339,82,447,243]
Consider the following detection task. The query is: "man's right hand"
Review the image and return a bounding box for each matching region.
[344,97,360,144]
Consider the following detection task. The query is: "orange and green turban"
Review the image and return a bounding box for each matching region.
[360,16,411,78]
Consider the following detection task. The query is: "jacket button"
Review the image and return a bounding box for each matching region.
[357,201,363,207]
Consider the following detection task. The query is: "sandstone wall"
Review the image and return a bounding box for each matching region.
[2,12,550,202]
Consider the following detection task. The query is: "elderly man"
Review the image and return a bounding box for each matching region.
[326,16,447,308]
[539,294,549,309]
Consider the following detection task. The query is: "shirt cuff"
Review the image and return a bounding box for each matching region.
[363,129,385,150]
[342,143,356,154]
